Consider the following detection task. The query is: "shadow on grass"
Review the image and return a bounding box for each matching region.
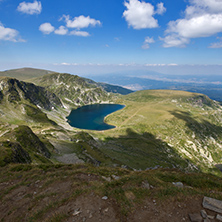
[102,128,191,170]
[170,110,222,140]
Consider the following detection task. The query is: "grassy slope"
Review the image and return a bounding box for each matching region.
[89,90,222,174]
[0,164,222,221]
[0,67,54,81]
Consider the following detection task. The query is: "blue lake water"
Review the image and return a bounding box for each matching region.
[66,104,125,131]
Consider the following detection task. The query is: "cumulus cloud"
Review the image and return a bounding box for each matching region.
[156,2,166,15]
[123,0,166,29]
[160,35,190,48]
[161,0,222,47]
[0,22,25,42]
[40,14,101,37]
[17,0,42,15]
[54,26,68,35]
[61,15,101,29]
[69,30,90,37]
[142,36,155,49]
[39,23,55,34]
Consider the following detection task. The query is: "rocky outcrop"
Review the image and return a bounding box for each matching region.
[189,197,222,222]
[0,77,63,110]
[30,73,113,107]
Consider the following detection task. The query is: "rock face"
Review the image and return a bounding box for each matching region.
[0,77,63,110]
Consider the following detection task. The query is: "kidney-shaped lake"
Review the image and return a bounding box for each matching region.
[66,104,125,131]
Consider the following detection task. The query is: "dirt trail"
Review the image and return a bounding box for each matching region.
[119,107,144,128]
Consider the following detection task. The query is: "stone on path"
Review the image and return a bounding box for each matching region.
[102,196,108,200]
[202,196,222,214]
[200,209,207,219]
[188,213,202,222]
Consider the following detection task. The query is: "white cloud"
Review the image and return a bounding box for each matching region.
[160,35,190,48]
[161,0,222,47]
[156,2,166,15]
[17,0,42,15]
[167,14,222,38]
[39,23,55,34]
[0,23,25,42]
[62,15,101,29]
[123,0,159,29]
[70,30,90,37]
[142,36,155,49]
[209,37,222,48]
[54,26,68,35]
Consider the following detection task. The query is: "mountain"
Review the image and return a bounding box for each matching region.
[0,74,119,166]
[29,72,114,108]
[0,69,222,175]
[0,67,133,95]
[0,77,62,124]
[0,67,54,81]
[1,73,222,221]
[83,77,133,95]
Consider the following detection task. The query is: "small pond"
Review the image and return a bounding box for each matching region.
[66,104,125,131]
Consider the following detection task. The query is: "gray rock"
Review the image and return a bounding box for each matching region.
[172,182,184,188]
[203,218,211,222]
[189,213,202,222]
[216,214,222,221]
[102,196,108,200]
[142,181,150,189]
[112,175,120,180]
[73,209,81,216]
[207,215,214,220]
[200,209,208,219]
[101,176,112,182]
[203,196,222,214]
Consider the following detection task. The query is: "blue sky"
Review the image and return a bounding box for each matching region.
[1,0,222,75]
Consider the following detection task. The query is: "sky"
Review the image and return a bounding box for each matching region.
[1,0,222,75]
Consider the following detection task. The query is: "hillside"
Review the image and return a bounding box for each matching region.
[1,164,222,222]
[1,73,222,221]
[0,75,117,166]
[0,67,133,96]
[0,75,222,174]
[89,90,222,174]
[29,73,113,108]
[0,67,54,81]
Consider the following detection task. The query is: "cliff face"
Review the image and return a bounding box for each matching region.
[0,77,63,110]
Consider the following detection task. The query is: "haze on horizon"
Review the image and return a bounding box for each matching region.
[0,0,222,77]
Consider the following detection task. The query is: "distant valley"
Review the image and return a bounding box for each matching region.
[87,73,222,102]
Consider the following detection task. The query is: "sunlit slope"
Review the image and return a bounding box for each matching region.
[0,68,54,81]
[91,90,222,173]
[29,72,113,108]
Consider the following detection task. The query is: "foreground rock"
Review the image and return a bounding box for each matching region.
[202,197,222,214]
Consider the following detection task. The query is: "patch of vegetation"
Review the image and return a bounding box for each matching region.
[0,164,222,221]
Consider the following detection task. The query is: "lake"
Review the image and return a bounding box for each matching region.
[66,104,125,131]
